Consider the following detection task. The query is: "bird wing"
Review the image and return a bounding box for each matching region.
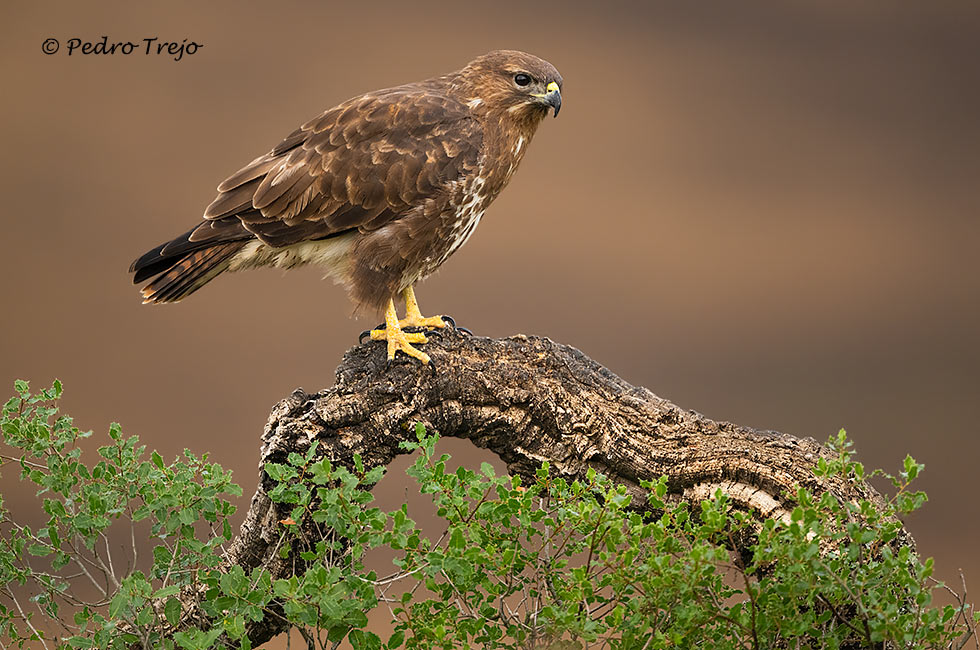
[197,85,484,248]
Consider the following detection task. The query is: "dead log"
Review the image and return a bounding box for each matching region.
[214,329,906,646]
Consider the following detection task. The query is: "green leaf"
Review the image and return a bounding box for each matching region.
[449,527,465,551]
[387,630,405,648]
[350,629,382,650]
[153,585,181,599]
[164,597,181,626]
[224,613,246,639]
[904,454,922,481]
[108,592,130,619]
[174,628,223,649]
[27,543,54,557]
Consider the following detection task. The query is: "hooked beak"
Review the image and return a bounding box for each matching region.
[534,81,562,117]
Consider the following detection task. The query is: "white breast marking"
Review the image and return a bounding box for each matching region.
[514,135,525,155]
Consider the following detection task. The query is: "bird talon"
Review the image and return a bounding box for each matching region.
[388,338,430,365]
[358,329,373,344]
[398,315,450,330]
[456,326,473,336]
[441,315,456,329]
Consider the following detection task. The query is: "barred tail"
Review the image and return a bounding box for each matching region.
[130,240,245,304]
[130,218,253,304]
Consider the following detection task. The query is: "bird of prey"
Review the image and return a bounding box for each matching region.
[130,50,563,364]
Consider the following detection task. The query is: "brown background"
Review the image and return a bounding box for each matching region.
[2,0,979,645]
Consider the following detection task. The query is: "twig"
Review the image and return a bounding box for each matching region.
[9,592,49,650]
[0,454,47,470]
[99,532,119,588]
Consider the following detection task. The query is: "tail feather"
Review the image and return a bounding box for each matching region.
[130,237,186,283]
[138,242,244,304]
[131,218,252,303]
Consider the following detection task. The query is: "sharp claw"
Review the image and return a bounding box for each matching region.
[385,356,400,371]
[358,329,373,344]
[436,315,471,335]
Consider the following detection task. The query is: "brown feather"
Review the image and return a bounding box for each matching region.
[131,50,563,312]
[139,242,244,304]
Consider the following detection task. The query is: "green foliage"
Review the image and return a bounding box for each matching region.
[0,381,241,649]
[1,381,977,649]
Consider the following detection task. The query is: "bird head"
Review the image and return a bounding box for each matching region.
[459,50,563,122]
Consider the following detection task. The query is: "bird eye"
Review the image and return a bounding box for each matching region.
[514,73,532,87]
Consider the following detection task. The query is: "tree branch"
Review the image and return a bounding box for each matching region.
[219,329,908,647]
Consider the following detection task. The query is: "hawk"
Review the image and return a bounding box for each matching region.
[130,50,563,364]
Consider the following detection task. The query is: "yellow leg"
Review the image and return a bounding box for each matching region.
[399,286,449,330]
[369,298,431,364]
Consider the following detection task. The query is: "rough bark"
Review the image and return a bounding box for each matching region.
[221,329,904,647]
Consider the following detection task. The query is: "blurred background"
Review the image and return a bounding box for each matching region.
[2,0,978,645]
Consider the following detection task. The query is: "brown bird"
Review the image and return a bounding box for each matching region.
[130,50,562,364]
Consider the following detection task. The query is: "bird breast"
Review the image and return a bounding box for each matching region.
[446,175,488,254]
[423,134,531,274]
[416,183,487,281]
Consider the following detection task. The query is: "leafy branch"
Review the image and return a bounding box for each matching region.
[1,381,978,649]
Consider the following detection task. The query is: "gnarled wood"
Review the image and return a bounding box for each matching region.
[218,329,906,647]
